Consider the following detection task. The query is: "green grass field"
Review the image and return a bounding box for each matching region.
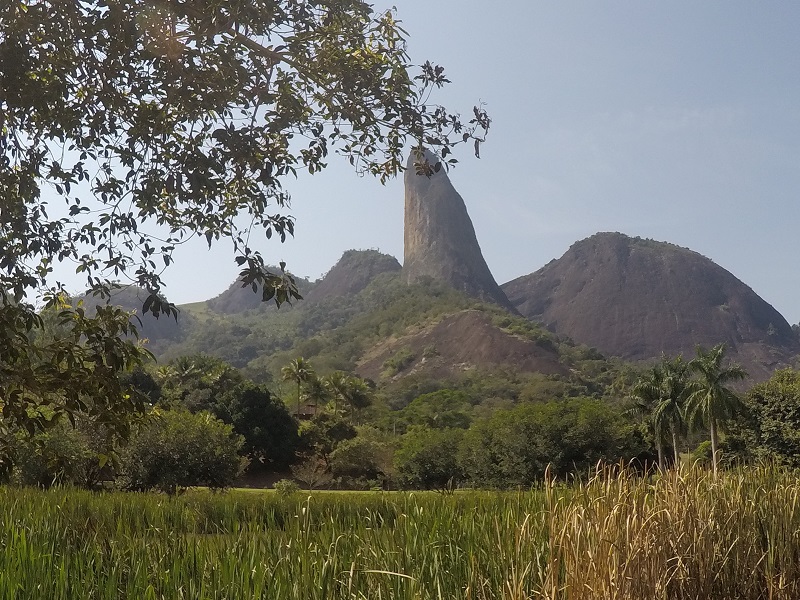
[1,465,799,599]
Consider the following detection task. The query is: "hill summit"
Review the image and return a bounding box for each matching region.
[304,249,401,304]
[403,151,515,311]
[502,232,799,379]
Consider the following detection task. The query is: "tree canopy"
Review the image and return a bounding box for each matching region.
[0,0,489,453]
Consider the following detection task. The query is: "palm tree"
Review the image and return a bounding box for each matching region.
[686,344,747,476]
[323,371,350,415]
[281,357,315,416]
[653,356,690,467]
[630,365,668,470]
[302,374,329,415]
[342,376,373,424]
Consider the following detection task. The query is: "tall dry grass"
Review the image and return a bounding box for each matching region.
[0,464,798,598]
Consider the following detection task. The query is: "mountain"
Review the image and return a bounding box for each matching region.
[303,249,401,304]
[73,286,188,352]
[403,151,516,311]
[502,232,799,379]
[205,271,314,315]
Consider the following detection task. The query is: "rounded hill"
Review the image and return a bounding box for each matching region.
[502,232,798,379]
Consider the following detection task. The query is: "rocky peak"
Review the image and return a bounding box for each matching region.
[403,150,515,311]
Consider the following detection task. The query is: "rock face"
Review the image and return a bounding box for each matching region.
[304,249,401,304]
[502,232,799,380]
[403,151,515,311]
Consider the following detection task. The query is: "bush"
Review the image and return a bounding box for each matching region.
[120,409,246,494]
[11,421,111,489]
[459,398,647,488]
[274,478,300,497]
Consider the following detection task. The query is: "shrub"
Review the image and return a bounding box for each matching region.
[274,478,300,497]
[11,421,110,489]
[329,437,388,484]
[382,347,415,377]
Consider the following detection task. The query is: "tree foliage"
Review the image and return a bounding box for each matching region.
[394,426,464,490]
[120,409,245,494]
[0,0,488,457]
[459,398,647,488]
[159,355,299,468]
[742,369,800,468]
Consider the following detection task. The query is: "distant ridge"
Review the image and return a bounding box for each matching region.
[206,271,314,315]
[403,150,515,311]
[502,232,799,380]
[72,285,186,351]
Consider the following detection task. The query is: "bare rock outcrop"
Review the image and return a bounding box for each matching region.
[502,232,799,380]
[403,151,515,311]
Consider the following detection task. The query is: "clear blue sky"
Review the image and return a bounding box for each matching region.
[56,2,800,323]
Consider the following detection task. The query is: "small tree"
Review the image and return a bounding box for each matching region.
[742,368,800,467]
[329,437,389,487]
[120,409,246,494]
[395,427,464,490]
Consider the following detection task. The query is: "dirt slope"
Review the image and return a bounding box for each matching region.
[357,309,568,381]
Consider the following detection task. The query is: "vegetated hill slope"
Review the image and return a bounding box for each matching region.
[356,309,569,382]
[303,249,401,303]
[166,265,613,395]
[502,232,799,380]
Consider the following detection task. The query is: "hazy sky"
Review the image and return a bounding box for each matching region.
[54,2,800,322]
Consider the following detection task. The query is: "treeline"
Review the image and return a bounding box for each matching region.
[6,343,800,493]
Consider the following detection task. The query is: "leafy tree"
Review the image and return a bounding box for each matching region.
[399,389,472,431]
[120,409,246,494]
[742,368,800,467]
[158,356,298,468]
[297,412,356,468]
[214,382,299,470]
[329,435,389,487]
[158,354,243,410]
[686,344,747,476]
[460,398,645,488]
[395,426,464,490]
[10,418,114,489]
[1,0,488,460]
